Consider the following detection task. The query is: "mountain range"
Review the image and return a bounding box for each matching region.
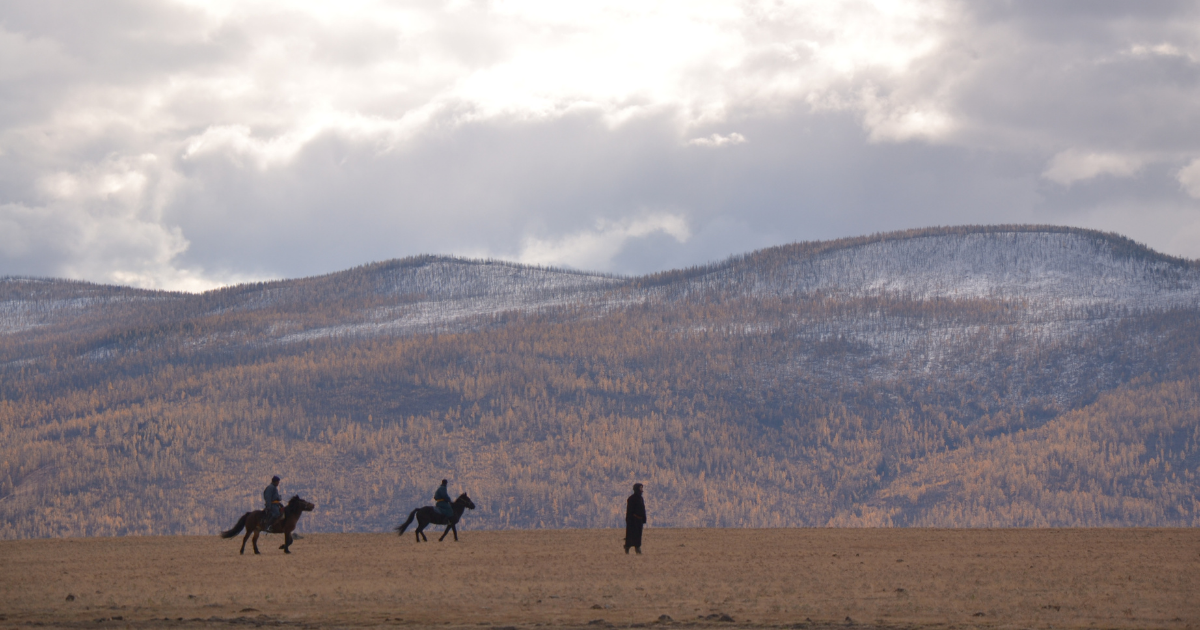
[2,224,1199,537]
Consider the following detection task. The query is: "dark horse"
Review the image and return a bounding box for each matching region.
[395,493,475,542]
[220,495,315,554]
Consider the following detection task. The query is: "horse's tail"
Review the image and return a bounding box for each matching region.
[395,509,418,535]
[220,513,248,539]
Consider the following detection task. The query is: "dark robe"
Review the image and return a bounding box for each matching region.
[625,491,646,548]
[434,483,454,518]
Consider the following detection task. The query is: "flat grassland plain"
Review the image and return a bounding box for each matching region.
[1,529,1197,629]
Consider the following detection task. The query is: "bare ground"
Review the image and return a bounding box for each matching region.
[1,528,1197,629]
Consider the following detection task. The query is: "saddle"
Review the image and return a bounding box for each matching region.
[262,501,283,531]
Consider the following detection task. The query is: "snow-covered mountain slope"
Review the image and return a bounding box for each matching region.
[705,228,1200,309]
[2,226,1197,343]
[372,258,620,300]
[0,258,624,340]
[0,278,164,335]
[276,228,1200,342]
[266,258,628,341]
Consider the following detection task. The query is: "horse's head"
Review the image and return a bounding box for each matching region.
[286,495,316,514]
[454,493,475,510]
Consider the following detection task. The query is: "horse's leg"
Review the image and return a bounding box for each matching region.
[240,530,250,555]
[251,530,261,555]
[281,532,293,554]
[452,523,459,541]
[438,522,456,542]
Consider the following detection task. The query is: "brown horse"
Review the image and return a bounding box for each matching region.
[220,495,315,554]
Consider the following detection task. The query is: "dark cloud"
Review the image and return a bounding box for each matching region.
[164,108,1053,277]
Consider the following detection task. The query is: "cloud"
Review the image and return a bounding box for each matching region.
[2,1,1200,289]
[0,26,73,83]
[1043,150,1148,186]
[861,96,956,143]
[0,151,250,291]
[688,132,746,147]
[517,214,692,270]
[1179,159,1200,199]
[0,0,967,288]
[1128,42,1199,63]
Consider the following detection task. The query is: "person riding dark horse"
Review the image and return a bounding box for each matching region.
[263,475,283,529]
[396,492,476,542]
[434,479,454,519]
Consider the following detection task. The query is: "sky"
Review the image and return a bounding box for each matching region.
[2,1,1200,291]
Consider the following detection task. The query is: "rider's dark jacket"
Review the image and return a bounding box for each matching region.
[434,483,453,518]
[264,483,282,521]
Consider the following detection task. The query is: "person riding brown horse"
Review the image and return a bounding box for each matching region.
[221,495,315,554]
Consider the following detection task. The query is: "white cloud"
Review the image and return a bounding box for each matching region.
[1179,158,1200,199]
[860,89,956,142]
[183,125,322,170]
[517,214,692,270]
[108,0,961,166]
[688,132,746,147]
[0,152,251,291]
[1042,150,1147,186]
[1127,42,1199,63]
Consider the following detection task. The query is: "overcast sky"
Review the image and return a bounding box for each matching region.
[2,1,1199,290]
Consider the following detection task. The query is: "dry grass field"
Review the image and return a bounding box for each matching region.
[1,528,1197,629]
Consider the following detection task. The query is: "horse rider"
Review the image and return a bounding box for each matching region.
[263,475,283,529]
[434,479,454,519]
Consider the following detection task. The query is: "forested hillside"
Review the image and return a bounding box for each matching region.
[2,225,1199,538]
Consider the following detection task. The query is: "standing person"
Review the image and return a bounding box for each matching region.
[624,483,646,554]
[434,479,454,519]
[263,475,282,530]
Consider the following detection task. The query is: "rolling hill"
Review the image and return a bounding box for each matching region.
[2,225,1198,537]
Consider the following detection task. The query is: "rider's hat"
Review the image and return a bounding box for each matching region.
[272,475,281,483]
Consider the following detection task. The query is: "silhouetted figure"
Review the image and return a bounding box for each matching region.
[625,483,646,554]
[262,475,282,528]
